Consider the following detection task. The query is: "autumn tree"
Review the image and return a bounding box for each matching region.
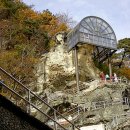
[56,12,76,28]
[0,1,70,86]
[118,38,130,68]
[40,10,68,36]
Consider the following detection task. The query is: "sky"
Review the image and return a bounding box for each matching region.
[22,0,130,41]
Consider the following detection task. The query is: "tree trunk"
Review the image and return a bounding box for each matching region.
[119,51,126,68]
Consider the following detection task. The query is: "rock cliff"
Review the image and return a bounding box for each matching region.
[35,33,99,94]
[32,33,130,130]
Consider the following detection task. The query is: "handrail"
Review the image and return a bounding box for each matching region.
[0,67,30,91]
[0,67,80,130]
[55,97,129,123]
[0,82,66,130]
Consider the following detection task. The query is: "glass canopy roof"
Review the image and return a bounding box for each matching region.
[67,16,117,51]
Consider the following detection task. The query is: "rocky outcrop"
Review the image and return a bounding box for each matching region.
[32,32,130,129]
[35,33,99,94]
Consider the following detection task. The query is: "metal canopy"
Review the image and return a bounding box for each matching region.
[66,16,117,93]
[67,16,117,51]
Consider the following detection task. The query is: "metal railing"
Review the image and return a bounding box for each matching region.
[0,67,80,130]
[45,78,129,118]
[105,112,130,130]
[39,79,130,126]
[53,97,129,125]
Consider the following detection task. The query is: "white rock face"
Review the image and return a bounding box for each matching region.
[45,44,75,80]
[36,44,75,93]
[36,33,99,93]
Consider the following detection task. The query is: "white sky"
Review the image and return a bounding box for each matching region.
[22,0,130,41]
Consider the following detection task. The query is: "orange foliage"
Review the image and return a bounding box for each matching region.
[0,50,38,82]
[39,10,68,36]
[18,8,40,21]
[0,1,69,85]
[119,67,130,79]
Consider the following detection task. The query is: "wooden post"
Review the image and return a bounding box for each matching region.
[54,110,57,130]
[108,55,112,78]
[74,47,79,93]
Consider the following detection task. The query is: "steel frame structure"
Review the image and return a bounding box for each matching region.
[67,16,117,50]
[67,16,117,62]
[67,16,117,93]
